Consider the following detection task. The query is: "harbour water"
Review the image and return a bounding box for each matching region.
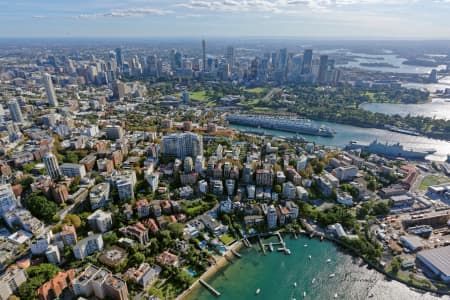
[360,98,450,121]
[187,236,447,300]
[230,122,450,162]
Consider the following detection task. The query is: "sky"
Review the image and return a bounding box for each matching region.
[1,0,450,39]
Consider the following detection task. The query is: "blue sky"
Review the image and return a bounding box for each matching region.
[1,0,449,39]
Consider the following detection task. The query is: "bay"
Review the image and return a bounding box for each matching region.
[230,122,450,162]
[187,236,448,300]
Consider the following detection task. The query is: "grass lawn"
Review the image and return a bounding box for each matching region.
[219,233,235,245]
[238,99,260,107]
[189,90,209,101]
[419,175,450,190]
[251,107,272,112]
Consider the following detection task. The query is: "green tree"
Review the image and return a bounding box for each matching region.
[132,252,145,265]
[24,194,58,223]
[274,184,282,194]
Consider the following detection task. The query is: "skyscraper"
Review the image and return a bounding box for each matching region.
[43,152,62,179]
[318,55,329,83]
[301,49,313,74]
[202,39,206,72]
[226,46,235,67]
[115,48,123,69]
[8,99,24,123]
[278,48,288,71]
[43,73,58,107]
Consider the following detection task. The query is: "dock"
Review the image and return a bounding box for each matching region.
[231,249,242,258]
[243,238,251,248]
[258,236,266,255]
[224,254,234,263]
[199,279,221,297]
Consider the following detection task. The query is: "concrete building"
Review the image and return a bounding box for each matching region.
[43,73,58,107]
[0,183,17,213]
[105,125,124,141]
[282,181,297,199]
[124,263,161,288]
[8,99,24,123]
[90,183,110,210]
[73,233,104,260]
[116,177,134,201]
[60,163,87,178]
[256,169,273,186]
[45,244,61,264]
[162,132,203,160]
[267,205,278,229]
[119,223,149,245]
[43,152,61,179]
[37,270,74,300]
[0,268,27,300]
[87,210,113,233]
[334,165,358,181]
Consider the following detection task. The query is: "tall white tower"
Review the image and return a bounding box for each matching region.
[43,73,58,107]
[8,99,24,123]
[43,152,61,179]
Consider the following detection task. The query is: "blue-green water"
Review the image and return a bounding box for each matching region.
[187,237,447,300]
[230,122,450,162]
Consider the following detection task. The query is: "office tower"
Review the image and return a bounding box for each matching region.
[43,73,58,107]
[162,132,203,160]
[202,39,206,72]
[301,49,313,74]
[182,91,189,104]
[318,55,329,83]
[8,99,24,123]
[226,46,235,67]
[43,152,62,179]
[115,48,124,69]
[278,48,288,70]
[0,183,17,213]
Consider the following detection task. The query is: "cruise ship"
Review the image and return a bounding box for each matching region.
[227,115,335,137]
[345,140,436,159]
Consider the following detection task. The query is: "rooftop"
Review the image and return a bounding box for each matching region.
[417,245,450,277]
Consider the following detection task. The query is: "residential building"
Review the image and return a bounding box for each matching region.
[162,132,203,160]
[0,268,27,300]
[119,223,149,245]
[87,210,113,233]
[267,204,278,229]
[256,169,273,186]
[60,163,87,178]
[90,183,110,210]
[43,152,61,179]
[43,72,58,107]
[136,199,150,218]
[124,263,161,288]
[116,177,134,201]
[334,166,358,181]
[105,125,124,141]
[282,181,296,200]
[45,245,61,264]
[0,183,17,213]
[73,233,104,260]
[37,270,74,300]
[156,251,179,268]
[337,191,353,206]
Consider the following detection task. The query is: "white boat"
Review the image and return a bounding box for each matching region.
[308,255,312,260]
[329,273,336,278]
[256,288,261,295]
[304,244,308,247]
[311,278,316,284]
[326,259,332,263]
[285,248,291,255]
[269,243,274,252]
[334,293,338,298]
[303,291,307,298]
[293,282,297,287]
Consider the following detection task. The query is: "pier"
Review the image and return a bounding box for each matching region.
[231,249,242,258]
[243,238,251,248]
[258,236,266,255]
[199,279,221,297]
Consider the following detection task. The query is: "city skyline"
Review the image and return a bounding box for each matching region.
[1,0,450,39]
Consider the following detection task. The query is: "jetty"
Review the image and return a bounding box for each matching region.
[231,249,242,258]
[258,236,266,255]
[243,238,251,248]
[199,279,221,297]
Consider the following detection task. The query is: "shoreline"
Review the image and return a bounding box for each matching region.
[176,240,244,300]
[178,232,449,299]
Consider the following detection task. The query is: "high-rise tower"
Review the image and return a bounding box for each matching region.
[8,99,24,123]
[202,39,206,72]
[43,73,58,107]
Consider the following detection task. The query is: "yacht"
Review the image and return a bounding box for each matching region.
[285,248,292,255]
[308,255,312,260]
[334,293,338,298]
[329,273,336,278]
[256,288,261,295]
[303,291,307,298]
[326,259,332,263]
[304,244,308,247]
[311,278,316,284]
[293,282,297,288]
[269,243,274,252]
